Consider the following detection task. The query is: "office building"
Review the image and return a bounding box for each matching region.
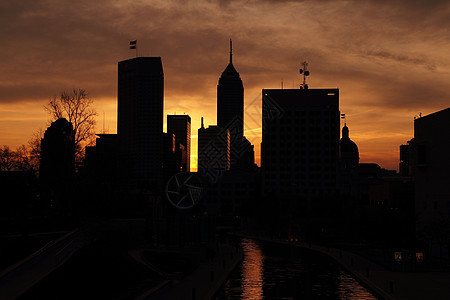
[217,40,245,168]
[117,57,164,192]
[261,88,340,208]
[167,114,191,172]
[84,134,118,184]
[399,139,415,177]
[414,108,450,235]
[198,118,230,182]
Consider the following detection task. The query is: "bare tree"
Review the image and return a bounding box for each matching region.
[0,141,40,175]
[0,145,17,171]
[28,129,43,163]
[45,89,97,162]
[15,145,40,174]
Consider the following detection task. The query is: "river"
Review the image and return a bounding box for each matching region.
[218,238,378,299]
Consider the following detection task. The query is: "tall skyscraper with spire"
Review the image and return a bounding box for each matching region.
[217,40,253,170]
[217,40,244,146]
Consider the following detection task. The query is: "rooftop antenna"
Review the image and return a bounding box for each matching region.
[102,111,105,134]
[229,39,233,64]
[299,61,310,89]
[201,117,204,129]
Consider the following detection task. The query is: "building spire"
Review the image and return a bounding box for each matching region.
[229,39,233,64]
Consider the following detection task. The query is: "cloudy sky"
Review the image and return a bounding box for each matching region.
[1,0,449,170]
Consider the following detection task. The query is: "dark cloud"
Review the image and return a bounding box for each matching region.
[256,0,450,8]
[361,50,436,71]
[1,0,449,131]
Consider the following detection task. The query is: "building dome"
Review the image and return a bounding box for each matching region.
[340,124,359,169]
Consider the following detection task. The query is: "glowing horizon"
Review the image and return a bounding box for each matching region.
[1,0,450,172]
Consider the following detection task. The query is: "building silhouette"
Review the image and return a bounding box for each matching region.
[82,134,118,215]
[197,118,230,181]
[414,108,450,237]
[217,40,246,169]
[85,134,118,182]
[261,88,340,213]
[203,170,261,218]
[40,118,75,212]
[40,118,75,181]
[339,123,359,169]
[84,134,118,185]
[167,114,191,172]
[338,123,359,196]
[399,138,415,177]
[162,132,182,181]
[117,57,164,193]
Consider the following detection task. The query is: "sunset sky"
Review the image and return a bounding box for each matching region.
[1,0,449,171]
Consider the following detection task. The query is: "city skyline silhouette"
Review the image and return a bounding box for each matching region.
[0,44,440,172]
[2,0,450,171]
[1,1,450,299]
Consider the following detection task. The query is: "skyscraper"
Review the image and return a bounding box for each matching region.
[414,108,450,234]
[117,57,164,192]
[217,40,244,167]
[198,118,230,182]
[167,114,191,172]
[261,88,340,209]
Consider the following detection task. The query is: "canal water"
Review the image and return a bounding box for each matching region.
[219,238,378,299]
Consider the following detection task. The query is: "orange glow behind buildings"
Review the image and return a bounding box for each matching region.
[1,0,450,172]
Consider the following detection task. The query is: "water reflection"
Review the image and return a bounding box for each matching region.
[241,239,264,299]
[223,238,378,299]
[337,270,377,299]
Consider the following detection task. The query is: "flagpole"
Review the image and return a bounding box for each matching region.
[341,113,346,126]
[129,40,138,57]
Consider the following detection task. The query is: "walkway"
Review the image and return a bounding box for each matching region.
[0,229,92,300]
[140,242,242,300]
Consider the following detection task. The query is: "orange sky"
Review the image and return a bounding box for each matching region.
[1,0,450,171]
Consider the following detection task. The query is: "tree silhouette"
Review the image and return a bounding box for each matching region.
[0,143,40,175]
[15,144,39,174]
[45,89,97,163]
[0,145,16,171]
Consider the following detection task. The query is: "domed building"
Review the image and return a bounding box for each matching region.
[339,124,359,169]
